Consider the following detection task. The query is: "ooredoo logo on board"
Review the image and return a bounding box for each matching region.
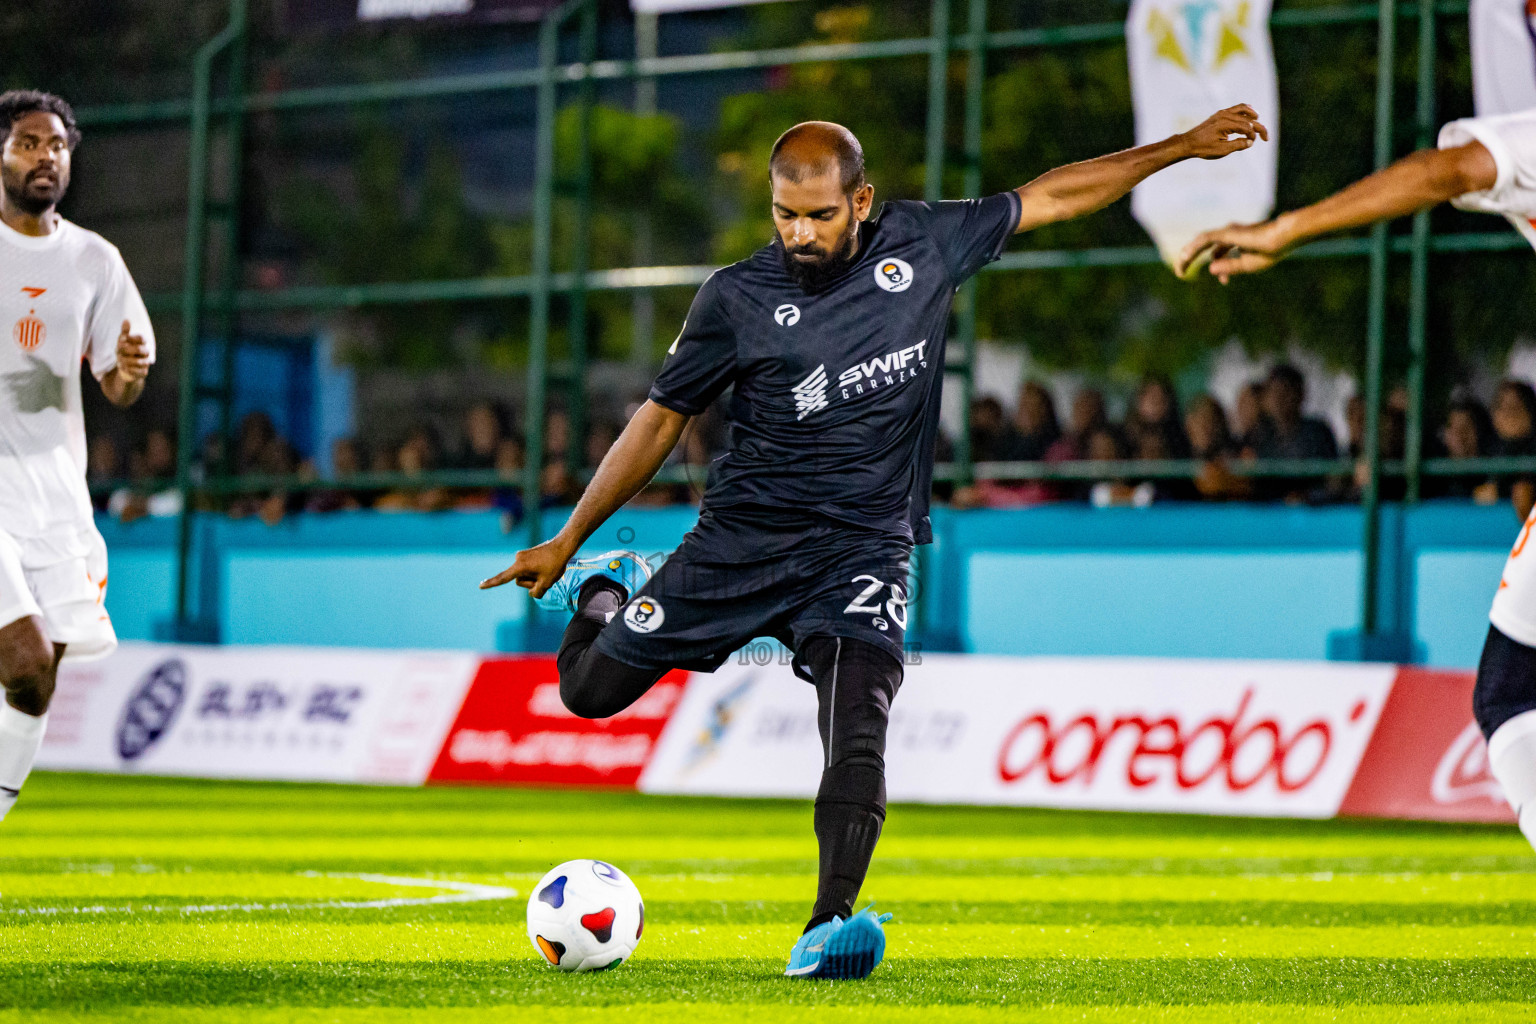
[995,688,1357,796]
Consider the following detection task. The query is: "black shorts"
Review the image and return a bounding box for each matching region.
[593,505,912,679]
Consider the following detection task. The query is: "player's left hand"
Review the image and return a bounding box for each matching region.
[115,321,151,383]
[1179,104,1269,161]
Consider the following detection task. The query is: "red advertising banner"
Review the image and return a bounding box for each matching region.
[1337,668,1515,823]
[428,657,688,787]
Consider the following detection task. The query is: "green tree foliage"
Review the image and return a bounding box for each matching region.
[712,1,1533,390]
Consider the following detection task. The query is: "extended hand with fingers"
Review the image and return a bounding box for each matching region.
[1179,104,1270,160]
[479,538,573,599]
[1176,218,1290,283]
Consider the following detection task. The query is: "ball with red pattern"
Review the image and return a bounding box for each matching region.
[525,858,645,972]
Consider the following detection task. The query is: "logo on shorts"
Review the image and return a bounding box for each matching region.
[624,597,665,633]
[116,659,188,761]
[774,303,801,326]
[873,257,914,293]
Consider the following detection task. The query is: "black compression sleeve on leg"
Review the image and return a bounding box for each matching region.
[556,577,666,720]
[800,635,903,931]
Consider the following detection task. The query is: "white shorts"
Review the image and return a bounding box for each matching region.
[0,525,117,662]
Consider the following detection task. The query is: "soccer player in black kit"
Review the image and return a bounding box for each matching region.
[482,108,1268,979]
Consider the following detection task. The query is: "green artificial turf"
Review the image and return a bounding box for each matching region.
[1,773,1533,1022]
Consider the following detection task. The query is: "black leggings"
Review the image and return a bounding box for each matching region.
[557,579,902,927]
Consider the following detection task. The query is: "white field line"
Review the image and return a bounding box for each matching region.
[0,872,519,917]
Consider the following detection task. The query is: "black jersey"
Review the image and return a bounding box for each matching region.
[649,191,1021,545]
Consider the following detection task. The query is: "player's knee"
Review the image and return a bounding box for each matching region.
[1,644,56,717]
[1474,625,1536,739]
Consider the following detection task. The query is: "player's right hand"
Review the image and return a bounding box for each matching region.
[479,538,572,597]
[1176,219,1289,284]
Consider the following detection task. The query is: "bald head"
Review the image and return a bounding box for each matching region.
[769,121,865,195]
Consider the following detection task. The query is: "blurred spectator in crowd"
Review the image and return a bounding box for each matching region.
[1432,397,1494,499]
[306,437,368,514]
[235,411,277,474]
[454,400,511,470]
[967,396,1015,463]
[540,462,581,508]
[1046,388,1108,463]
[1125,374,1190,458]
[1248,364,1338,502]
[109,428,183,523]
[376,424,452,513]
[1232,381,1266,453]
[1084,425,1153,508]
[1477,379,1536,518]
[1004,381,1061,461]
[1132,418,1194,502]
[228,431,307,526]
[543,408,572,466]
[492,438,525,524]
[87,434,121,512]
[1344,404,1406,502]
[586,420,620,470]
[1186,393,1249,500]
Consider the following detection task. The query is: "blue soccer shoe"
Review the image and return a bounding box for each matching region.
[784,906,892,980]
[536,550,654,614]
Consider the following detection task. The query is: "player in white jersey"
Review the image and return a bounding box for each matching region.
[1175,107,1536,851]
[0,91,153,822]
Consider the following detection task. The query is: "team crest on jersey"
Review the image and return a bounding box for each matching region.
[624,597,665,634]
[873,257,914,293]
[12,310,45,351]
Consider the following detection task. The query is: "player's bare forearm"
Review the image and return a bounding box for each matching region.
[99,367,145,408]
[479,400,688,593]
[1271,143,1493,250]
[1179,141,1497,280]
[1014,105,1268,233]
[553,401,688,553]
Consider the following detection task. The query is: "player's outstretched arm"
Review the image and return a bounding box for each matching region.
[1177,140,1498,282]
[479,400,689,597]
[99,320,150,408]
[1012,105,1268,234]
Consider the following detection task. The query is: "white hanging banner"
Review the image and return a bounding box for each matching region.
[1127,0,1279,269]
[1470,0,1536,116]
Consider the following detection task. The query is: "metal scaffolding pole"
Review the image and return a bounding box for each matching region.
[1404,0,1437,503]
[1356,0,1398,644]
[172,0,246,637]
[951,0,987,490]
[524,0,588,550]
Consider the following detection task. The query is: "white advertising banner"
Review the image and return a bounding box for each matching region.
[1127,0,1279,267]
[1471,0,1536,116]
[630,0,796,12]
[38,643,478,785]
[640,655,1396,818]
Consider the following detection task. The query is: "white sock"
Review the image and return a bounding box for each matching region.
[0,703,48,822]
[1487,709,1536,853]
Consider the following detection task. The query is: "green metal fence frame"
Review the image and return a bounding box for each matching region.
[73,0,1530,649]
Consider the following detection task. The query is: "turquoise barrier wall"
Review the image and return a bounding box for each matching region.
[99,501,1519,667]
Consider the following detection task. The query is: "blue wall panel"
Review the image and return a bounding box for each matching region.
[966,550,1362,659]
[1414,550,1507,668]
[95,502,1518,667]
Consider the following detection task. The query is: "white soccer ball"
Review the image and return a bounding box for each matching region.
[526,859,645,972]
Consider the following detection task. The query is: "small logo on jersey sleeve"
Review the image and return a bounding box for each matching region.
[774,303,801,326]
[623,597,665,634]
[12,310,45,351]
[792,364,829,420]
[874,257,914,293]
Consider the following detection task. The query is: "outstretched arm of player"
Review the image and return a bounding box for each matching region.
[99,321,150,408]
[1177,141,1498,282]
[479,400,689,597]
[1012,105,1268,234]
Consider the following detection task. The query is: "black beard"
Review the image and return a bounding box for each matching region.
[779,227,860,293]
[2,173,62,217]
